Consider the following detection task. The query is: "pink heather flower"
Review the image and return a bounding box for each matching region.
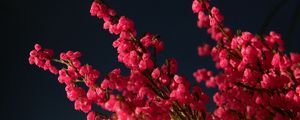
[265,31,285,51]
[154,41,164,53]
[278,55,291,71]
[71,51,81,59]
[49,66,58,74]
[198,44,211,56]
[128,51,139,68]
[219,59,228,68]
[72,59,81,68]
[138,59,147,70]
[230,37,239,49]
[293,67,300,80]
[87,112,97,120]
[29,50,37,58]
[294,95,300,103]
[159,74,170,85]
[210,47,219,60]
[174,75,183,84]
[286,90,295,100]
[107,21,121,35]
[137,87,151,100]
[29,44,58,74]
[90,2,100,16]
[261,74,271,88]
[219,49,228,59]
[78,65,100,87]
[290,53,300,63]
[229,59,239,68]
[192,0,209,13]
[34,43,42,51]
[74,98,92,113]
[197,11,209,28]
[211,7,223,23]
[193,69,212,82]
[87,88,97,101]
[241,45,257,64]
[60,52,67,60]
[296,85,300,94]
[250,37,264,49]
[151,68,160,79]
[241,32,254,42]
[271,53,281,68]
[66,86,86,101]
[140,34,152,47]
[120,31,135,39]
[104,95,117,111]
[117,16,135,32]
[95,88,106,102]
[213,93,225,106]
[237,60,247,72]
[66,51,73,58]
[209,7,224,27]
[145,59,154,70]
[210,7,219,15]
[255,96,263,104]
[207,28,224,41]
[205,77,216,88]
[176,84,186,93]
[43,49,54,57]
[170,85,190,104]
[246,106,255,117]
[192,0,202,13]
[90,2,113,19]
[243,68,253,80]
[101,79,110,89]
[58,69,68,84]
[79,65,92,77]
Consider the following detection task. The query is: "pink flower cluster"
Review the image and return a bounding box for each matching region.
[29,44,58,74]
[29,0,209,120]
[28,0,300,119]
[193,0,300,119]
[90,1,209,119]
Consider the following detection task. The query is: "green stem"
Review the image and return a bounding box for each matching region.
[52,59,67,65]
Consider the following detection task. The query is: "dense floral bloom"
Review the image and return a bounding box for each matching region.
[192,0,300,119]
[29,0,300,119]
[29,44,58,74]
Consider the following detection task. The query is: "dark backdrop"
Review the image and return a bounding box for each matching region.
[2,0,300,119]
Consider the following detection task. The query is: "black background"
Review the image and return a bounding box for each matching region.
[2,0,300,119]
